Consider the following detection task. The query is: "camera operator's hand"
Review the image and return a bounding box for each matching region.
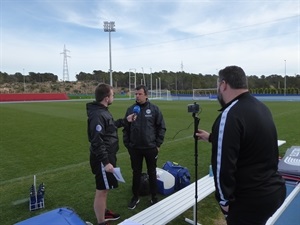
[196,129,210,141]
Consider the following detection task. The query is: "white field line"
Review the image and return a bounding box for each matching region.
[7,135,194,206]
[6,136,193,206]
[12,198,29,205]
[1,162,88,186]
[2,135,194,186]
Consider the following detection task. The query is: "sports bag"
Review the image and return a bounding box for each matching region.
[162,161,191,191]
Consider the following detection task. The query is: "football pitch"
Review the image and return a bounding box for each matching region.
[0,99,299,225]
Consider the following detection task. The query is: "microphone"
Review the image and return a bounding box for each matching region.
[133,105,141,116]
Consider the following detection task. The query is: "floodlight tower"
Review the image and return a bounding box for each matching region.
[61,45,71,81]
[103,21,116,86]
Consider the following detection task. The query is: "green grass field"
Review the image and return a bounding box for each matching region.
[0,99,299,225]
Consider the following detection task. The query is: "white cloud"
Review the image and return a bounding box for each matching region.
[1,0,299,81]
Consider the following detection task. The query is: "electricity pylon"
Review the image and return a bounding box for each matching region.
[61,45,70,81]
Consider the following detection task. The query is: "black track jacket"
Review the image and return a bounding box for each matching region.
[209,92,285,207]
[123,100,166,150]
[86,101,125,166]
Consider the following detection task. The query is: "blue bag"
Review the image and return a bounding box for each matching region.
[15,207,87,225]
[162,161,191,191]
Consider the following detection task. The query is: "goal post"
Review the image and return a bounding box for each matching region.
[192,88,217,100]
[128,89,172,101]
[149,89,172,101]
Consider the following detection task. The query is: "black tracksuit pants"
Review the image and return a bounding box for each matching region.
[129,148,158,198]
[225,184,286,225]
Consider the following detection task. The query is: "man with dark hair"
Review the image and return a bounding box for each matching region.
[86,83,134,225]
[196,66,286,225]
[123,85,166,209]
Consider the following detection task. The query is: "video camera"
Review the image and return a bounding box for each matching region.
[187,102,200,113]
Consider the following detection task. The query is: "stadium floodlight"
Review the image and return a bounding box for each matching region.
[103,21,116,86]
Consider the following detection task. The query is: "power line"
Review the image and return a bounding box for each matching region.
[114,15,299,50]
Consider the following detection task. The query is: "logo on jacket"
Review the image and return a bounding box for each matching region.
[96,124,102,132]
[145,109,152,118]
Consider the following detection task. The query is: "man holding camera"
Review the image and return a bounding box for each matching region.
[196,65,286,225]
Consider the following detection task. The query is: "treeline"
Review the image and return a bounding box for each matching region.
[1,70,299,91]
[0,71,58,83]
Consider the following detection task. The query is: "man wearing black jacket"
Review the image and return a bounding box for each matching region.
[87,83,134,225]
[123,85,166,209]
[196,66,286,225]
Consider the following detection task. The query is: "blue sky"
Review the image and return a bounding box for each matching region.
[1,0,299,81]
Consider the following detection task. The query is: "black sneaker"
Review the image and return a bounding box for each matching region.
[128,197,140,209]
[150,197,158,205]
[105,209,120,221]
